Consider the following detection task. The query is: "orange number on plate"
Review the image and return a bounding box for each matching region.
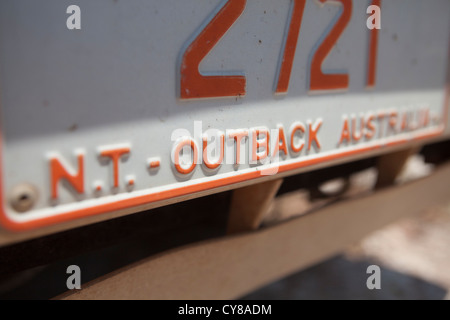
[180,0,247,99]
[367,0,381,88]
[275,0,307,94]
[310,0,352,92]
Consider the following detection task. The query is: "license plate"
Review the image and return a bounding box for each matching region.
[0,0,449,231]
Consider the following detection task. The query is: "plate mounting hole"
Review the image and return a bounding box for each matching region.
[9,183,38,213]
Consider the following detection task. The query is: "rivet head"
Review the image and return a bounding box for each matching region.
[9,184,38,213]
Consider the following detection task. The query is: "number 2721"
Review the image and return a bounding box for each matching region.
[179,0,380,99]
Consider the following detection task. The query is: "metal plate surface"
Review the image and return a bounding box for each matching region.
[0,0,449,231]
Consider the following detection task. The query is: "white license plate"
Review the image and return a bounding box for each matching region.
[0,0,449,231]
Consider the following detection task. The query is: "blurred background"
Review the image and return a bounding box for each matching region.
[243,203,450,300]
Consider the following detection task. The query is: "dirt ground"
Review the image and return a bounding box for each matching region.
[242,203,450,300]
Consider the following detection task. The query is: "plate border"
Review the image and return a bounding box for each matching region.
[1,76,448,232]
